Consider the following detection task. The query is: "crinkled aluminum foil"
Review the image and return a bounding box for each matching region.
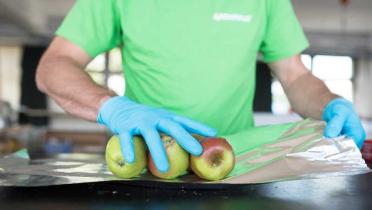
[0,119,370,187]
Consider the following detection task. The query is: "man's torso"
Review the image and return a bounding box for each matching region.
[116,0,268,134]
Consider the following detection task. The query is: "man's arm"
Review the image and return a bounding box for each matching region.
[36,36,116,121]
[36,36,216,171]
[269,54,366,148]
[268,54,338,119]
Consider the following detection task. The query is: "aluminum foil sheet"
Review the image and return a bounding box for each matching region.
[0,119,370,187]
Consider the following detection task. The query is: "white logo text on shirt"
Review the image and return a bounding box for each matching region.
[213,13,252,23]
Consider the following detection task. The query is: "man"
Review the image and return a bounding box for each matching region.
[36,0,366,173]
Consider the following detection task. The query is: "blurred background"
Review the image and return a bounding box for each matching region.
[0,0,371,157]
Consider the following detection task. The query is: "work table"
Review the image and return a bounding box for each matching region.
[1,172,371,210]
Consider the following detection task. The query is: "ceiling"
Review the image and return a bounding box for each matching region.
[0,0,74,44]
[293,0,372,32]
[294,0,372,57]
[0,0,371,56]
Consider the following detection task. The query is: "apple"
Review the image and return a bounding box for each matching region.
[190,137,235,181]
[148,134,189,179]
[105,135,147,179]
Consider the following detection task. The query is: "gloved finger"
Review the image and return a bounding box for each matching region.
[119,132,135,163]
[172,115,217,137]
[324,113,347,138]
[344,129,365,150]
[141,127,169,173]
[158,119,203,156]
[343,119,366,150]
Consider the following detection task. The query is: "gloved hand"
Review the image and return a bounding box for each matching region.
[322,98,366,149]
[97,96,217,172]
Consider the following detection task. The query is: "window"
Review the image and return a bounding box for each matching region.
[87,52,354,114]
[301,54,312,70]
[108,48,123,72]
[108,75,125,96]
[312,55,353,101]
[85,48,125,95]
[271,54,312,115]
[271,80,290,115]
[0,46,22,110]
[271,55,354,115]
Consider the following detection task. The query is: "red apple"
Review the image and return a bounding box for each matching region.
[148,134,189,179]
[190,137,235,181]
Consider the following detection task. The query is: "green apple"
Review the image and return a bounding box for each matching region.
[105,135,147,179]
[148,134,189,179]
[190,137,235,181]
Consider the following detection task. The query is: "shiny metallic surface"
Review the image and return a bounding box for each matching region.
[225,120,370,184]
[0,119,370,187]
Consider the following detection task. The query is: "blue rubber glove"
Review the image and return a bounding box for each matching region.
[322,98,366,149]
[97,96,217,172]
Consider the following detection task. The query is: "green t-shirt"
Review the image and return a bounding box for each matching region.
[56,0,308,135]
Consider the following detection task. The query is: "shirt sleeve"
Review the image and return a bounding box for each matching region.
[260,0,309,63]
[56,0,122,57]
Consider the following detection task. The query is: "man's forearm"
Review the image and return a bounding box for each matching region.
[36,39,116,121]
[269,55,338,120]
[285,72,338,119]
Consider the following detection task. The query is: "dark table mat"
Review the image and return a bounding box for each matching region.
[1,172,372,210]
